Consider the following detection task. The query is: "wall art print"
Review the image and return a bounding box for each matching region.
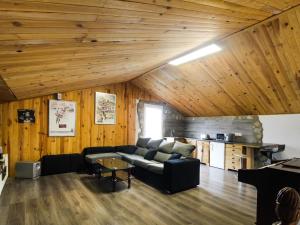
[95,92,116,125]
[49,100,76,136]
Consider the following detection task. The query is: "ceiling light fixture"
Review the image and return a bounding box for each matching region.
[168,44,222,66]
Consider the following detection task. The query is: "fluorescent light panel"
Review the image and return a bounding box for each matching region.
[168,44,222,66]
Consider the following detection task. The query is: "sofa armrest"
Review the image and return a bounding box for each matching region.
[163,158,200,193]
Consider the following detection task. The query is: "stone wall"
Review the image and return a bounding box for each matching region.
[137,101,263,144]
[184,116,262,143]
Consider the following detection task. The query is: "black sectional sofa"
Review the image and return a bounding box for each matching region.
[41,138,200,194]
[82,138,200,194]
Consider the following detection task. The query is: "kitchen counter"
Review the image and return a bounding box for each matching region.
[168,136,283,149]
[198,139,282,148]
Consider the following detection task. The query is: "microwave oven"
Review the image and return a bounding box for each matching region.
[216,133,225,140]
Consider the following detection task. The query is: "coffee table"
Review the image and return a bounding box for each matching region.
[96,157,134,192]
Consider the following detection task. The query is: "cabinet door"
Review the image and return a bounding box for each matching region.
[196,141,210,165]
[196,141,203,161]
[203,142,210,165]
[210,142,225,169]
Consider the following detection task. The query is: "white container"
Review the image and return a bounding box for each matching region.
[0,154,8,196]
[209,142,225,169]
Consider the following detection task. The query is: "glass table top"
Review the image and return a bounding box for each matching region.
[96,157,134,171]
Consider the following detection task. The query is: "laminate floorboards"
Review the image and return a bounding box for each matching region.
[0,165,257,225]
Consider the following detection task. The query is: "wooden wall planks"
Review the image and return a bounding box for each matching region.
[132,5,300,116]
[0,82,159,176]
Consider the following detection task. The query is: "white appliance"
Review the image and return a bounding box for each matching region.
[0,154,8,196]
[210,142,225,169]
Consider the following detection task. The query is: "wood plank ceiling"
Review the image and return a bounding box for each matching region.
[0,0,299,101]
[132,5,300,116]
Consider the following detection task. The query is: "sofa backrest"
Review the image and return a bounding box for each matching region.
[82,146,116,157]
[82,145,138,157]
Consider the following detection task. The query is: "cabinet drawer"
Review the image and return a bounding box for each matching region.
[226,162,241,171]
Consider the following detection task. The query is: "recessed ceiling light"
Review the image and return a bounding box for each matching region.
[168,44,222,66]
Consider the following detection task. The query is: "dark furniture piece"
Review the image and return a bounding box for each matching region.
[40,143,200,194]
[238,158,300,225]
[83,145,200,194]
[96,157,134,192]
[41,153,85,176]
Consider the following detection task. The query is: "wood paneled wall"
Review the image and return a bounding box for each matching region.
[0,82,159,176]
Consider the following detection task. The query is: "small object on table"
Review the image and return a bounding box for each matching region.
[96,157,134,192]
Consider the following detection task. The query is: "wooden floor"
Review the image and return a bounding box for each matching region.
[0,165,257,225]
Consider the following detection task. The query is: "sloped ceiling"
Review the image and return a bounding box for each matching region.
[0,1,299,101]
[132,5,300,116]
[0,77,16,103]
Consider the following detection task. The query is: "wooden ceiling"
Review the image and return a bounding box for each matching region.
[0,77,16,103]
[132,5,300,116]
[0,0,299,101]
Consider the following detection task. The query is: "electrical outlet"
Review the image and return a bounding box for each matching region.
[235,132,242,137]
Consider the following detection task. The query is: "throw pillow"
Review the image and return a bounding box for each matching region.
[158,141,175,153]
[172,141,195,157]
[169,153,182,160]
[146,139,164,150]
[136,137,151,148]
[135,147,149,157]
[144,150,157,160]
[153,151,172,163]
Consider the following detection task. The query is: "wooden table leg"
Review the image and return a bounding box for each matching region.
[128,168,131,189]
[112,170,116,192]
[98,170,102,180]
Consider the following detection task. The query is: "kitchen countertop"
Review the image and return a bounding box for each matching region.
[166,137,283,148]
[199,139,282,148]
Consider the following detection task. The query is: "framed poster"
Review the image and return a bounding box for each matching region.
[49,100,76,136]
[18,109,35,123]
[95,92,116,124]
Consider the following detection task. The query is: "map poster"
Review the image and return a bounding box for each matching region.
[95,92,116,125]
[49,100,76,136]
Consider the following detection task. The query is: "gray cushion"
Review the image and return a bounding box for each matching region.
[135,147,149,157]
[85,153,121,164]
[119,154,144,164]
[153,151,172,163]
[136,137,151,148]
[172,141,195,157]
[116,152,129,157]
[147,163,164,175]
[158,141,175,153]
[146,139,163,150]
[133,158,157,169]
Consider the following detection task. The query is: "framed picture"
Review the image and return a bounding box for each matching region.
[18,109,35,123]
[95,92,116,124]
[49,100,76,136]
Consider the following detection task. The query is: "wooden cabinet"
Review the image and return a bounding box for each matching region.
[225,144,255,171]
[225,144,244,171]
[196,141,210,165]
